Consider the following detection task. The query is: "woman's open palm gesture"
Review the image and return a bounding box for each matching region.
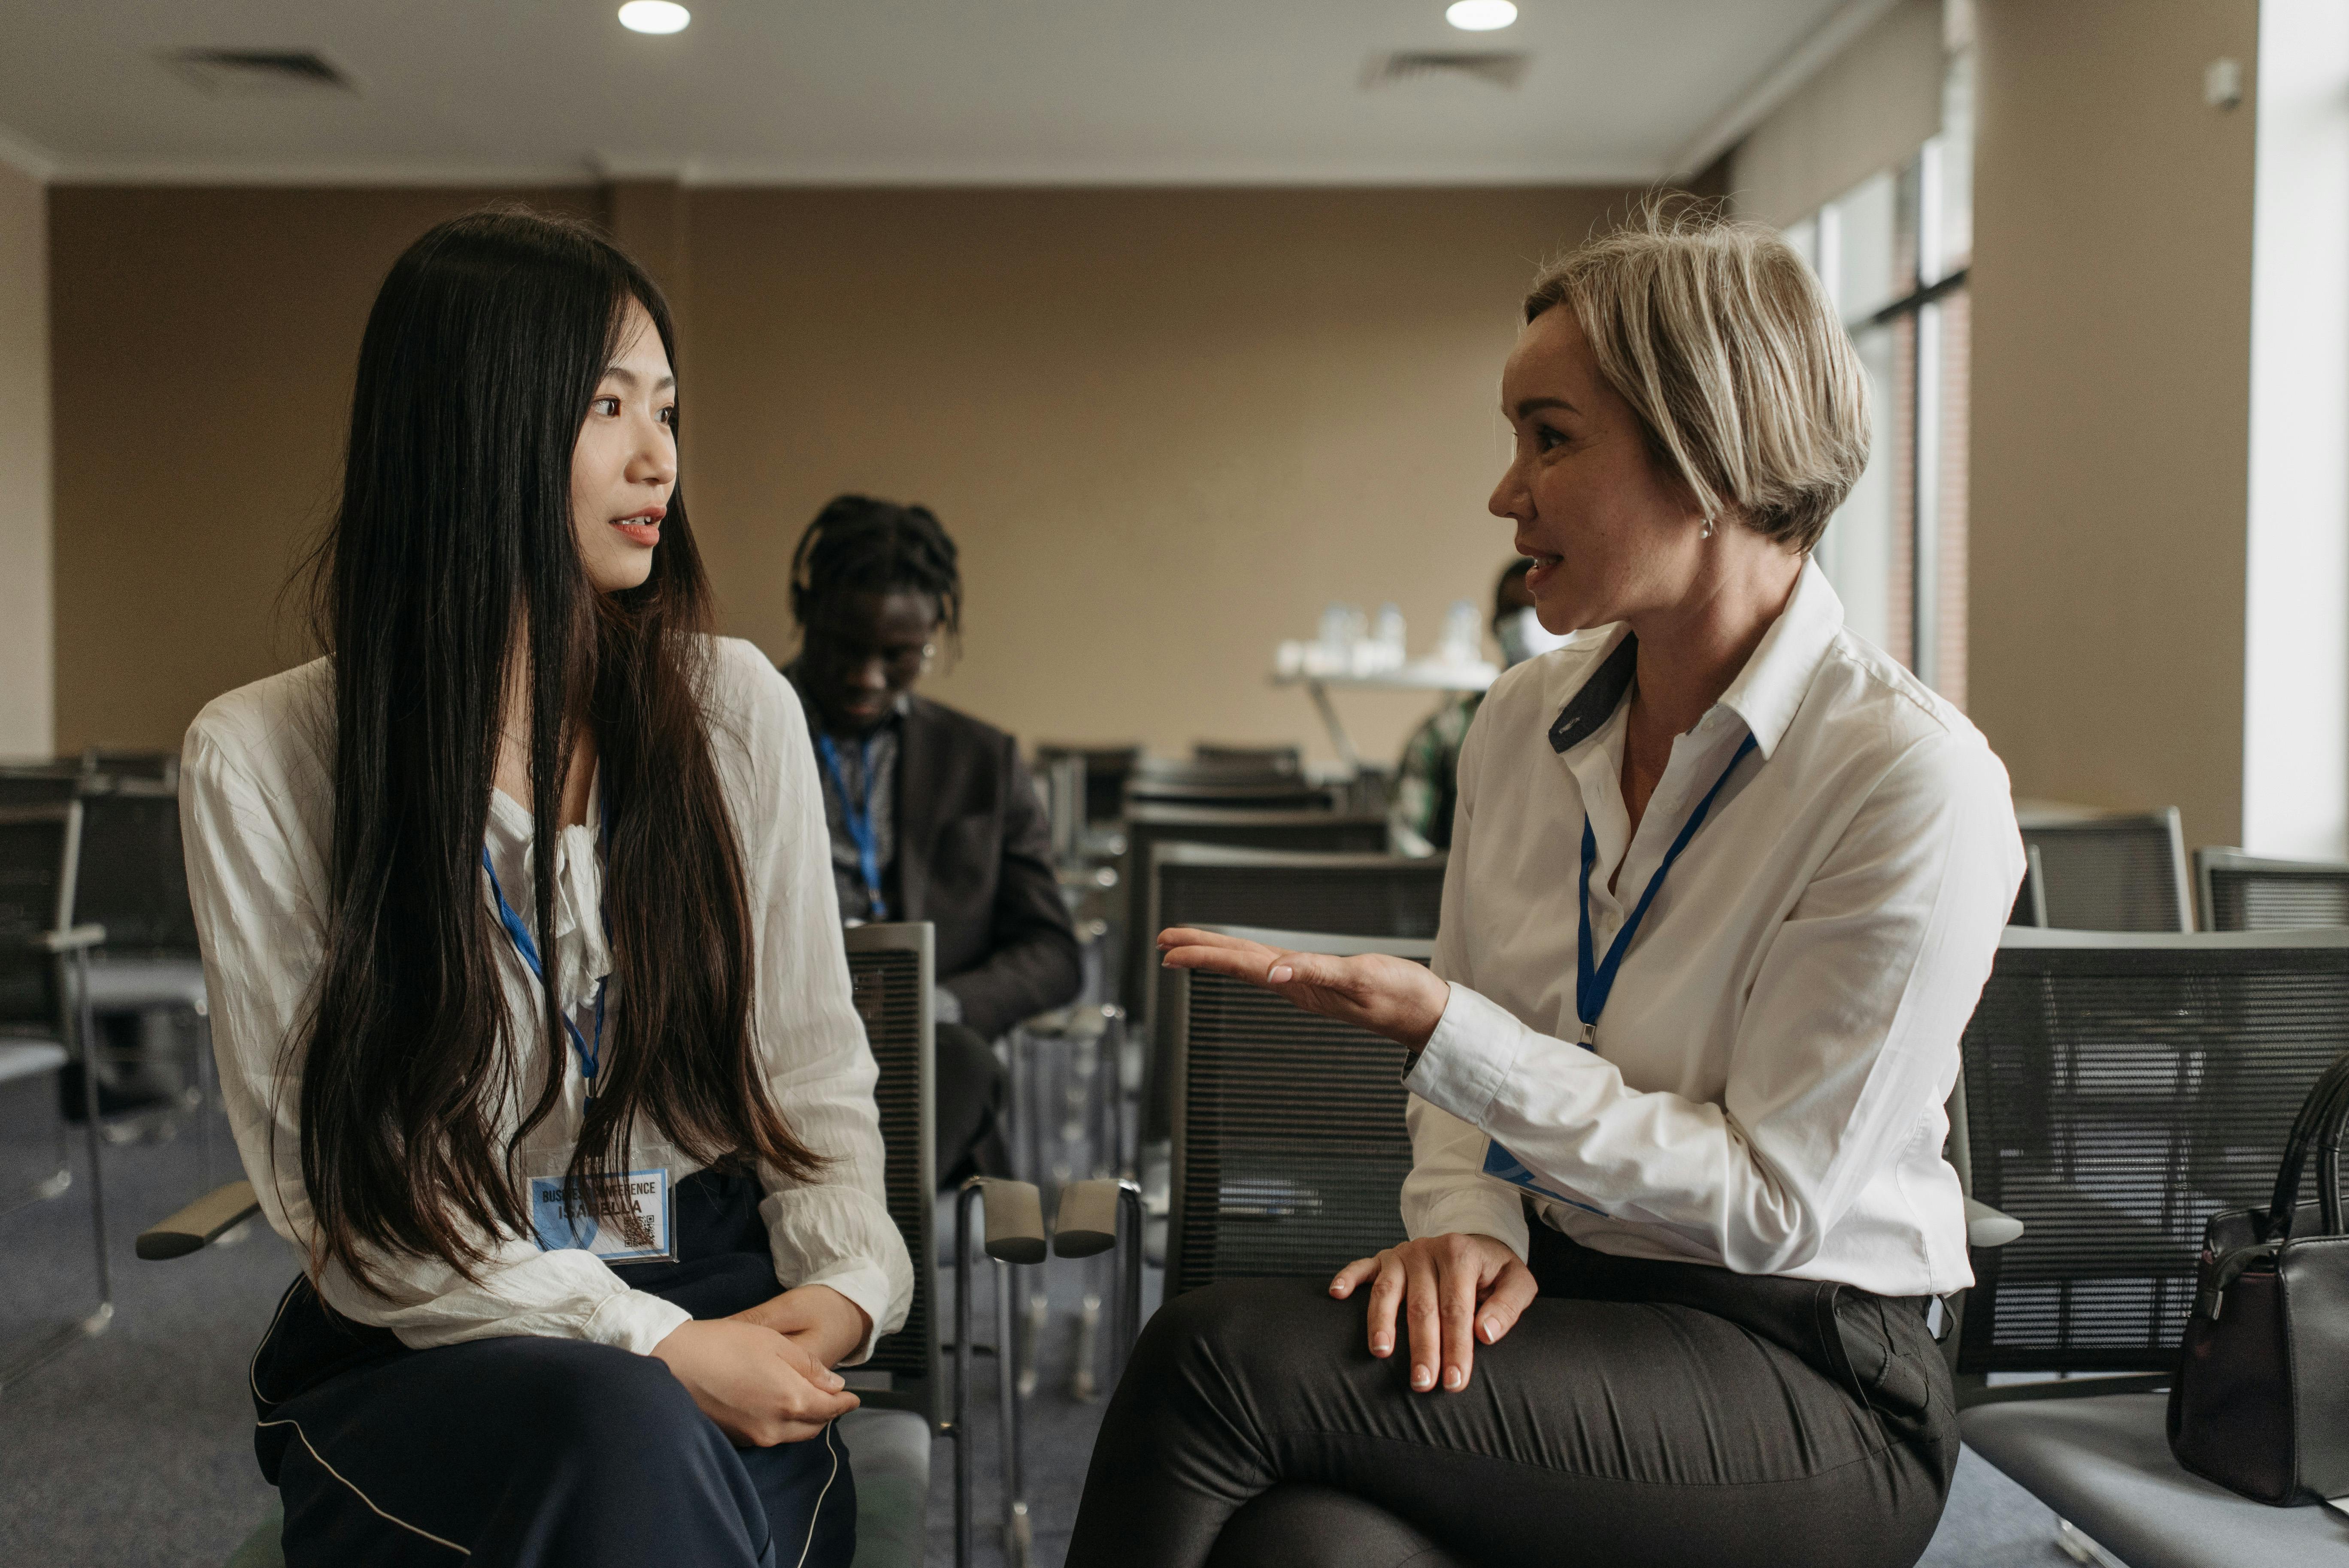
[1155,926,1450,1050]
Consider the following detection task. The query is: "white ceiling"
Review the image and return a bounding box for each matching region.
[0,0,1860,187]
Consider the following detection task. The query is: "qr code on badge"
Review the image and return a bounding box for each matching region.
[609,1210,655,1250]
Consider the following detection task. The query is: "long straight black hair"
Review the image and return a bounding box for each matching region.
[298,206,819,1291]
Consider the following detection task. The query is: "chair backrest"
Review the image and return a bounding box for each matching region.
[1165,924,1429,1298]
[1143,845,1447,1142]
[2195,847,2349,933]
[2016,807,2192,932]
[71,780,199,959]
[1954,926,2349,1377]
[1036,744,1141,828]
[0,804,79,1034]
[842,922,943,1428]
[1116,807,1391,1019]
[0,766,82,808]
[80,748,180,787]
[2008,842,2048,926]
[1191,743,1302,776]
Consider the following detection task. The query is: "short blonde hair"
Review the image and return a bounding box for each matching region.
[1525,201,1868,553]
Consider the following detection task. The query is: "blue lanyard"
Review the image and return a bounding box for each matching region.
[1574,732,1758,1048]
[815,732,889,920]
[481,793,612,1099]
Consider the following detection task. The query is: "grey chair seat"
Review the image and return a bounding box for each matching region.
[838,1406,932,1568]
[79,957,207,1013]
[1959,1392,2349,1568]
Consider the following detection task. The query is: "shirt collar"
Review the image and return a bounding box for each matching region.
[1716,557,1843,760]
[1544,557,1844,762]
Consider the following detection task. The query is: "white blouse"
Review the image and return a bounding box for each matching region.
[180,637,913,1360]
[1404,562,2023,1296]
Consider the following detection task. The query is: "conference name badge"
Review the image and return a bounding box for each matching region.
[524,1144,679,1263]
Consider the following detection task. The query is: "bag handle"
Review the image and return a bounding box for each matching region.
[2264,1050,2349,1240]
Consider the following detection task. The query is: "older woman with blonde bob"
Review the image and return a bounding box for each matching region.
[1065,206,2023,1568]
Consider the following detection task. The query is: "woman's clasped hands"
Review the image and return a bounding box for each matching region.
[652,1283,872,1446]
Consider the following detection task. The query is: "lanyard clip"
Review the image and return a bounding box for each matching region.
[1576,1020,1597,1048]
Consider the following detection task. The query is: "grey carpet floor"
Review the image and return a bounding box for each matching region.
[3,1081,2065,1567]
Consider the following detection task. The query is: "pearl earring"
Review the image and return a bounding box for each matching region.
[1700,517,1716,541]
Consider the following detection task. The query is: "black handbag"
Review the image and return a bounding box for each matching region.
[2169,1050,2349,1504]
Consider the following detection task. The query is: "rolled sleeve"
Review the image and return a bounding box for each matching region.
[727,643,915,1360]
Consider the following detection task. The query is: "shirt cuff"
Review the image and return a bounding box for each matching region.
[793,1262,895,1365]
[1405,982,1528,1127]
[582,1287,694,1356]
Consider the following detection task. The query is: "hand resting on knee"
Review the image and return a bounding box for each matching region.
[651,1318,860,1447]
[1330,1233,1537,1395]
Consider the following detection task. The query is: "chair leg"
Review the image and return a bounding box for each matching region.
[2,959,115,1397]
[995,1258,1031,1568]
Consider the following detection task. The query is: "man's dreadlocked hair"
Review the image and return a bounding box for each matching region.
[789,494,964,643]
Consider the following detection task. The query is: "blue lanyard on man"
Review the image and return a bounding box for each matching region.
[815,731,890,920]
[481,792,613,1101]
[1572,730,1759,1047]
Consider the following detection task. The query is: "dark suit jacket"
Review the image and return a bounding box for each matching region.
[790,679,1082,1040]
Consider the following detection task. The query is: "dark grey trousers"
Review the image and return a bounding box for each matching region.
[1066,1223,1958,1568]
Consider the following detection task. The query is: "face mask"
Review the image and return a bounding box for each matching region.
[1496,606,1572,669]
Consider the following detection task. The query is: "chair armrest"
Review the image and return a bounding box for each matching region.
[967,1178,1047,1265]
[137,1180,261,1260]
[36,923,107,954]
[1052,1178,1123,1258]
[1966,1196,2025,1250]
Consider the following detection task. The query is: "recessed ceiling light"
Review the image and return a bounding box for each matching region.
[618,2,691,35]
[1445,0,1518,31]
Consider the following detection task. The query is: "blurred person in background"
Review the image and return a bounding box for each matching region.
[782,495,1081,1187]
[1388,557,1567,856]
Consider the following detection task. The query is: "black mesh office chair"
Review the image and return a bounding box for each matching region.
[1115,807,1389,1023]
[2194,847,2349,933]
[0,802,114,1392]
[840,922,1045,1568]
[1191,743,1302,775]
[1952,926,2349,1566]
[1141,846,1446,1147]
[1034,744,1141,831]
[2016,806,2193,932]
[1123,756,1335,813]
[2009,842,2048,926]
[1162,928,1428,1297]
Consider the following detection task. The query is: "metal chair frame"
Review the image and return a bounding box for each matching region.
[0,802,115,1395]
[844,922,1043,1568]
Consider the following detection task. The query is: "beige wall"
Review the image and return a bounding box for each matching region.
[1732,0,1945,229]
[51,183,1634,767]
[0,160,50,757]
[48,185,604,755]
[685,186,1632,763]
[1967,0,2258,852]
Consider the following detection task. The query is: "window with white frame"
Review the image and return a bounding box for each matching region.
[1781,48,1975,705]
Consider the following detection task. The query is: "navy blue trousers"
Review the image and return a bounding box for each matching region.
[249,1171,855,1568]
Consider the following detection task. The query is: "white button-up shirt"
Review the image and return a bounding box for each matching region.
[1403,562,2023,1296]
[181,638,914,1359]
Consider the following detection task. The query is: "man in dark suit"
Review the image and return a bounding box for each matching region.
[781,494,1081,1185]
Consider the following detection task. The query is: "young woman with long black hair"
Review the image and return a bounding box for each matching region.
[180,208,911,1567]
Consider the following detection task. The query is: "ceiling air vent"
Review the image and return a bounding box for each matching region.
[162,48,360,98]
[1363,51,1531,91]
